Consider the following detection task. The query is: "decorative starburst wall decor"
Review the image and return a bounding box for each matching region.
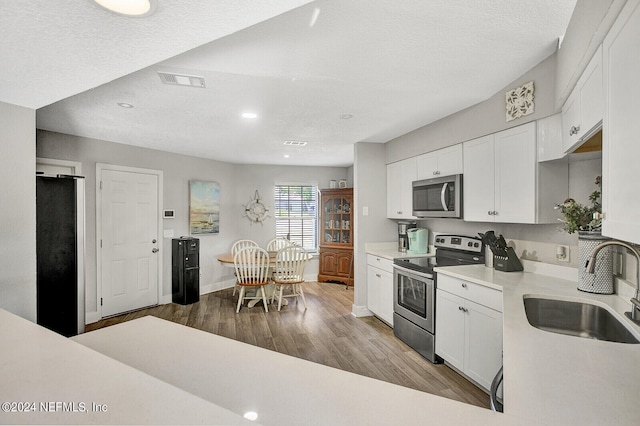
[505,81,535,122]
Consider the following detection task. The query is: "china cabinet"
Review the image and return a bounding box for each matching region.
[318,188,354,286]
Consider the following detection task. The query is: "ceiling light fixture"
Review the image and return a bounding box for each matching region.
[117,102,134,108]
[243,412,258,421]
[93,0,157,17]
[242,112,258,119]
[283,140,307,146]
[339,114,353,119]
[284,154,290,159]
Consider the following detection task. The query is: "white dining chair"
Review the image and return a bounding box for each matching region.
[233,246,271,313]
[266,237,294,253]
[271,246,308,311]
[231,239,259,295]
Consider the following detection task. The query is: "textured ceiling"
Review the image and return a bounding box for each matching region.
[4,1,576,167]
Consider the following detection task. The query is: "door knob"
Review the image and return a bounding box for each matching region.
[152,248,159,253]
[152,239,157,244]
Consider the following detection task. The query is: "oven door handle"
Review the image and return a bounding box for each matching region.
[393,264,433,279]
[441,182,449,211]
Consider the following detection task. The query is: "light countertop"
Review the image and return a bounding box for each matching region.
[0,309,252,425]
[71,315,515,426]
[434,264,640,425]
[365,241,434,260]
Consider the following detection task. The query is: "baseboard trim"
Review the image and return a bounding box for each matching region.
[351,304,372,318]
[200,278,235,295]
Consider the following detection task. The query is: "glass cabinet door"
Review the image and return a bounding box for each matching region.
[322,195,351,245]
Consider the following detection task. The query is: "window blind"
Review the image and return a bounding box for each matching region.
[274,185,318,250]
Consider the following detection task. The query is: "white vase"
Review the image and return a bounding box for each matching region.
[577,231,613,294]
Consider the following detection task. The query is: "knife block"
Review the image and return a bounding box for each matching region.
[493,247,523,272]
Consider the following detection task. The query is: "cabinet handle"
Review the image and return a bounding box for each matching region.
[458,306,468,313]
[376,274,381,278]
[493,211,498,216]
[397,210,402,214]
[488,211,493,216]
[461,283,467,288]
[569,125,581,136]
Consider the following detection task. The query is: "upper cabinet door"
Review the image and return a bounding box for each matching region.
[602,0,640,244]
[436,144,463,177]
[416,144,463,180]
[387,157,416,219]
[415,152,439,180]
[579,45,603,138]
[562,45,603,154]
[463,135,495,222]
[561,89,581,152]
[494,122,537,224]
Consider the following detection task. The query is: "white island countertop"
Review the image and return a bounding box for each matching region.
[434,264,640,425]
[72,315,515,426]
[0,309,252,425]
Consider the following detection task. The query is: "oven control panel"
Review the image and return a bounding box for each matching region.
[434,235,483,254]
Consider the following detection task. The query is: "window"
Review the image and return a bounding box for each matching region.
[274,185,318,250]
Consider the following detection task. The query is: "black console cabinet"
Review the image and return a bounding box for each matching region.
[172,237,200,305]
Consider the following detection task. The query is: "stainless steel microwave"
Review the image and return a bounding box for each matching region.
[412,174,462,218]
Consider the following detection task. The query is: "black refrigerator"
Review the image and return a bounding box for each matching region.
[36,174,86,337]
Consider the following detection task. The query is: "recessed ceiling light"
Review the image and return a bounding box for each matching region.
[283,154,290,159]
[242,112,258,119]
[339,114,353,119]
[93,0,157,17]
[243,411,258,421]
[117,102,134,108]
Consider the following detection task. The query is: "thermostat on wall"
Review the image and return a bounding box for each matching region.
[163,209,175,219]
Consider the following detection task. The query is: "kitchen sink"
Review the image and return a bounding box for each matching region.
[523,297,639,344]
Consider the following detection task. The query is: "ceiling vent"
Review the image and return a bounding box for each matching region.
[157,72,206,88]
[283,140,308,146]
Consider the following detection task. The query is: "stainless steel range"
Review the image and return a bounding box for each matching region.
[393,235,484,363]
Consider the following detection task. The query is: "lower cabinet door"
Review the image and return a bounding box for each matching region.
[464,300,503,390]
[435,289,465,371]
[367,265,381,316]
[379,269,394,326]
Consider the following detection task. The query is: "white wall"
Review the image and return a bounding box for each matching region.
[0,102,36,321]
[352,142,396,315]
[36,130,349,322]
[385,53,557,164]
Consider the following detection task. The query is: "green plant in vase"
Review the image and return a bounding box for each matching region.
[554,176,602,234]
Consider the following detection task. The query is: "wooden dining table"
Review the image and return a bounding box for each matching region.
[217,251,311,308]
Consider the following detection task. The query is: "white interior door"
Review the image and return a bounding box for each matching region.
[100,169,159,317]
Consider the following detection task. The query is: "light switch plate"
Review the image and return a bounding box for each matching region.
[164,229,174,238]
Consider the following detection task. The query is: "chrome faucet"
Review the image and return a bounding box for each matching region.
[586,240,640,323]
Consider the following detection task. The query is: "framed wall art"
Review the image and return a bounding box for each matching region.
[189,180,220,234]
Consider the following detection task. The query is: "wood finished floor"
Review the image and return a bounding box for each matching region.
[86,281,489,409]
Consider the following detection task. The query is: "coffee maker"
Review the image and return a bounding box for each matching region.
[398,221,416,252]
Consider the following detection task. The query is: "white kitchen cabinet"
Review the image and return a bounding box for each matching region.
[415,144,463,180]
[435,274,503,391]
[602,0,640,245]
[463,121,567,224]
[386,157,416,219]
[366,255,394,326]
[537,113,565,162]
[562,45,603,153]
